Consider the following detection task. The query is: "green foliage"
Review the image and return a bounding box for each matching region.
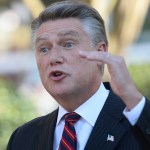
[0,80,38,150]
[129,64,150,99]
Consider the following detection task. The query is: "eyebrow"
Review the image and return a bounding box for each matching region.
[35,30,80,44]
[35,36,48,45]
[58,30,79,38]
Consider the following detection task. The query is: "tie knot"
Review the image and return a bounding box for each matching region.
[64,112,80,124]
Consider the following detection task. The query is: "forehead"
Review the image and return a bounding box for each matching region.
[35,18,88,41]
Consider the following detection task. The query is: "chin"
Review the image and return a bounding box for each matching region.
[48,88,70,99]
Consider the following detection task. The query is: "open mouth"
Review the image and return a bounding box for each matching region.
[49,71,66,81]
[53,71,63,77]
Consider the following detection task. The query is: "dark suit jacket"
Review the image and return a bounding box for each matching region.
[7,83,150,150]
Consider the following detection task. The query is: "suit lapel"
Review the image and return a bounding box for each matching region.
[85,90,131,150]
[35,109,58,150]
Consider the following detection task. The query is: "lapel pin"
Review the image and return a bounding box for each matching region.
[107,134,114,142]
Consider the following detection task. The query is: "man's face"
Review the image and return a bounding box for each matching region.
[35,18,102,101]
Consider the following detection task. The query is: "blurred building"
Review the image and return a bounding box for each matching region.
[125,6,150,64]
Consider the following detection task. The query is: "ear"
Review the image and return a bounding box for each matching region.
[96,41,108,52]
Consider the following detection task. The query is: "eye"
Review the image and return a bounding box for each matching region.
[64,42,74,49]
[40,47,49,53]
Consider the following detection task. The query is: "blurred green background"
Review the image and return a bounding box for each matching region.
[0,0,150,149]
[0,80,38,150]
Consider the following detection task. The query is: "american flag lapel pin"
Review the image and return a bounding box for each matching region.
[107,134,114,142]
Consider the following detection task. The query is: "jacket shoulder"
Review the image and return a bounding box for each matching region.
[17,109,58,132]
[7,109,58,150]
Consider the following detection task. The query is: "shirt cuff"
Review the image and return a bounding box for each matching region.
[123,97,146,126]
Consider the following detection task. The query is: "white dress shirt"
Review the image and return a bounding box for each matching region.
[123,96,145,125]
[53,83,145,150]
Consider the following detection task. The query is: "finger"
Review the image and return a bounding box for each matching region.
[79,51,112,65]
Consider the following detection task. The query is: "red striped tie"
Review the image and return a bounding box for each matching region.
[59,112,81,150]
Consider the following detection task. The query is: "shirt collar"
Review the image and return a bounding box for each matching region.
[56,82,109,126]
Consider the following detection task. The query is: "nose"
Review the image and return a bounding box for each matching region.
[49,48,64,66]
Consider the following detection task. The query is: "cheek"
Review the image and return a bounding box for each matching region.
[36,59,43,72]
[36,57,48,75]
[72,58,94,76]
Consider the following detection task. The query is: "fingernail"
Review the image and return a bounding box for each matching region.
[79,51,83,54]
[79,51,87,55]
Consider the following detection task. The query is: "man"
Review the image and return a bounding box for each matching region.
[7,1,150,150]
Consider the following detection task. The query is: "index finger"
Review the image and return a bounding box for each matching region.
[79,51,112,65]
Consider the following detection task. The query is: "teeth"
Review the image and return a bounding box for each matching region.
[53,72,62,76]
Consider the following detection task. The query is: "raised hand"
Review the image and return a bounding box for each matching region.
[79,51,143,110]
